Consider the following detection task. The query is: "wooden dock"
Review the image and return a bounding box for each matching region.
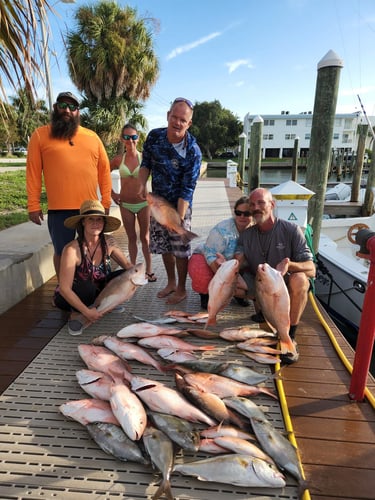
[0,178,374,499]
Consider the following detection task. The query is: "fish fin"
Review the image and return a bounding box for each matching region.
[181,230,199,244]
[279,337,296,354]
[152,478,174,500]
[259,386,278,400]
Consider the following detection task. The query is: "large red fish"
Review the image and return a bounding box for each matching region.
[206,259,240,326]
[255,263,296,355]
[146,193,198,243]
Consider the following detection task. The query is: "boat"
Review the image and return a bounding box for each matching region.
[315,213,375,332]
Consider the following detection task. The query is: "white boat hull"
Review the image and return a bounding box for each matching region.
[315,214,375,331]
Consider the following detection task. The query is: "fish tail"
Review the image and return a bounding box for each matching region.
[198,345,216,351]
[205,317,217,327]
[181,230,199,244]
[152,478,174,500]
[259,386,278,400]
[279,337,296,354]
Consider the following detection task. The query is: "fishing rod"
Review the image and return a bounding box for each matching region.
[357,94,375,142]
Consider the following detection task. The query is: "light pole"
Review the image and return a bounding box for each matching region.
[39,0,76,111]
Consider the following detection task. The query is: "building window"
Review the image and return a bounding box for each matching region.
[285,134,296,140]
[263,134,274,140]
[286,119,297,126]
[305,133,311,140]
[333,133,339,140]
[264,119,275,126]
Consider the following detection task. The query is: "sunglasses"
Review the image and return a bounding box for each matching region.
[234,209,251,217]
[173,97,194,109]
[122,134,139,140]
[56,101,79,111]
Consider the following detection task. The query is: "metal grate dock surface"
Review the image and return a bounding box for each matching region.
[0,181,300,499]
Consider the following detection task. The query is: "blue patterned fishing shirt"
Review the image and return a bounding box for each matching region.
[141,127,202,208]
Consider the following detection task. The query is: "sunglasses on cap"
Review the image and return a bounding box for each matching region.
[173,97,194,109]
[234,209,251,217]
[122,134,139,140]
[56,101,79,111]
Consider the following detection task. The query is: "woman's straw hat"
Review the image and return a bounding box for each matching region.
[64,200,121,232]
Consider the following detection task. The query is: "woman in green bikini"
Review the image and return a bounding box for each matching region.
[110,123,156,282]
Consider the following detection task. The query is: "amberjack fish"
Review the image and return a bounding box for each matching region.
[174,455,286,488]
[146,192,198,244]
[86,422,149,464]
[142,425,175,500]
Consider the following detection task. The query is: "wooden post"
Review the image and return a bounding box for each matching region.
[363,139,375,215]
[351,123,368,202]
[238,132,247,192]
[305,50,343,253]
[247,115,263,191]
[291,137,299,182]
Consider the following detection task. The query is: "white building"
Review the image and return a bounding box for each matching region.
[243,111,374,159]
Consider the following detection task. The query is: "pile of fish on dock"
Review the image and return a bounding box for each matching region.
[59,313,305,498]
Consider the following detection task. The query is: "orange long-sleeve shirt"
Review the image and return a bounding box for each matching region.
[26,125,112,212]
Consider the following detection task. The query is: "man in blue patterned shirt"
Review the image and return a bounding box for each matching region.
[138,98,202,305]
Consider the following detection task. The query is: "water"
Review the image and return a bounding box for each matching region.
[207,166,365,187]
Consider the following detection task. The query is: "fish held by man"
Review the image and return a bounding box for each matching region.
[255,262,296,355]
[206,259,240,327]
[146,192,198,244]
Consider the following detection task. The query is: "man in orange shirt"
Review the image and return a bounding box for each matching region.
[26,91,112,278]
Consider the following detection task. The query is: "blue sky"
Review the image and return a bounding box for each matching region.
[43,0,375,131]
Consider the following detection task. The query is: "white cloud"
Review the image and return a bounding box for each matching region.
[235,81,245,87]
[226,59,254,74]
[166,32,222,60]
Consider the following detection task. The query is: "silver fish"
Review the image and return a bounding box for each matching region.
[220,326,276,341]
[249,415,305,485]
[142,425,175,500]
[174,454,286,488]
[148,411,200,452]
[86,422,149,464]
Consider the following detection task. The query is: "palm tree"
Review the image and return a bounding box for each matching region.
[0,1,51,102]
[66,1,159,143]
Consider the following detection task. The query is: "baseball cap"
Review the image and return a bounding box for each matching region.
[56,91,80,107]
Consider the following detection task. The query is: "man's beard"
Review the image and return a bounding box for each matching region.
[50,109,80,140]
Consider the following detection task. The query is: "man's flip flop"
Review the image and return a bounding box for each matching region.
[146,273,157,282]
